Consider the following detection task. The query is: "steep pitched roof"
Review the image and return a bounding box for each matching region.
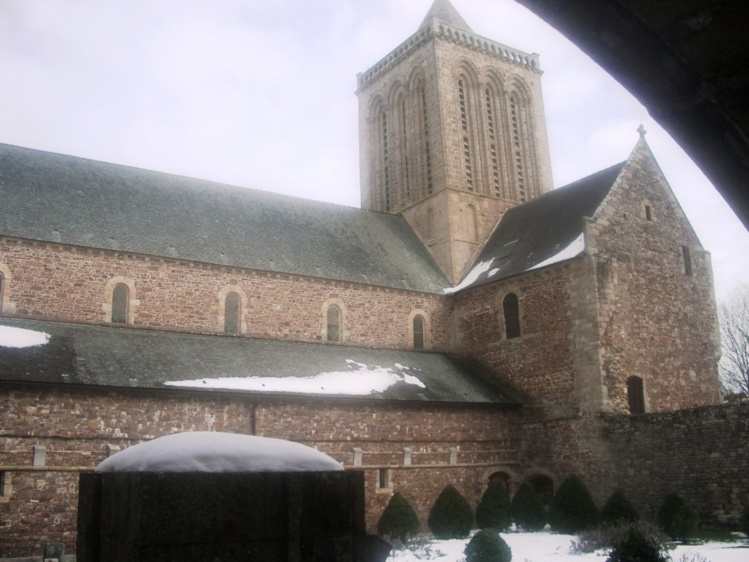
[449,162,625,293]
[0,318,517,405]
[419,0,473,32]
[0,143,448,293]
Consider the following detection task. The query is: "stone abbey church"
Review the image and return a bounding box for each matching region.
[1,0,740,557]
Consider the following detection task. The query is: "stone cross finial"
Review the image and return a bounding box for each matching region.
[637,123,647,139]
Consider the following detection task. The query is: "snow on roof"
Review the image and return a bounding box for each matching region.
[443,259,497,294]
[0,325,50,348]
[527,233,585,271]
[95,432,344,473]
[163,359,426,395]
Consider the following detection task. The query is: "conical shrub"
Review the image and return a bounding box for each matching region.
[427,484,474,539]
[600,489,639,525]
[476,479,511,531]
[657,493,694,540]
[606,526,669,562]
[548,475,598,534]
[510,483,547,532]
[464,529,512,562]
[376,491,420,543]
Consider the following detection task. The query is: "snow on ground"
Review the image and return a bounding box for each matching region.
[164,359,425,395]
[96,432,343,473]
[0,325,50,348]
[386,531,749,562]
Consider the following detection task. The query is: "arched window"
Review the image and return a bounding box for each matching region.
[327,305,341,343]
[509,93,527,202]
[111,283,129,324]
[413,315,425,349]
[503,293,520,339]
[485,87,501,196]
[224,292,240,335]
[627,376,645,414]
[458,78,474,191]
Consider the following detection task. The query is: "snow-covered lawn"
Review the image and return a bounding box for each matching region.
[386,531,749,562]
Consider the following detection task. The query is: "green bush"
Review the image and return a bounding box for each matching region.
[476,480,512,531]
[510,483,547,532]
[427,484,474,539]
[671,504,700,542]
[464,529,512,562]
[376,491,420,543]
[606,526,670,562]
[658,493,699,541]
[548,475,598,534]
[571,521,671,554]
[741,505,749,536]
[600,490,639,525]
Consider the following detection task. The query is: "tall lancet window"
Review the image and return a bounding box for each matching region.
[420,86,433,195]
[458,78,473,191]
[485,88,501,196]
[413,315,425,350]
[111,283,129,324]
[399,94,410,201]
[224,292,240,335]
[327,305,341,343]
[509,94,526,202]
[382,111,391,211]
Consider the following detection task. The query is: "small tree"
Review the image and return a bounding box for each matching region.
[464,529,512,562]
[476,480,512,531]
[428,484,474,539]
[606,526,670,562]
[671,504,700,542]
[511,483,547,532]
[600,489,639,525]
[718,284,749,395]
[657,493,686,539]
[548,475,598,534]
[376,492,420,544]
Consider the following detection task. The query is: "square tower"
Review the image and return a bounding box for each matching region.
[357,0,553,283]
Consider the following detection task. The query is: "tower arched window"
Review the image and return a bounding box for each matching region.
[413,315,425,350]
[485,87,501,196]
[509,94,527,202]
[111,283,129,324]
[502,292,520,339]
[327,305,341,343]
[381,111,391,211]
[627,376,645,414]
[420,84,433,195]
[458,78,474,191]
[224,292,240,335]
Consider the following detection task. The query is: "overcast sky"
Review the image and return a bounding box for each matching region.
[1,0,746,301]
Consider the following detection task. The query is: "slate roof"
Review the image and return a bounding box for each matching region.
[0,143,448,293]
[0,317,517,405]
[450,163,625,292]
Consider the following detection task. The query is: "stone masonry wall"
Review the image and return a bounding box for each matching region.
[0,237,451,351]
[0,385,517,556]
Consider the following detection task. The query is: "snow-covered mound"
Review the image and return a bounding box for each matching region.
[96,432,343,473]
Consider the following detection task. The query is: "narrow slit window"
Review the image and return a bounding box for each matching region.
[413,315,425,349]
[327,305,341,343]
[503,293,520,339]
[224,292,240,334]
[627,376,645,414]
[377,468,391,489]
[682,246,692,276]
[111,283,129,324]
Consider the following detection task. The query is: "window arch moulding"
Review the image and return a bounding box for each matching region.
[322,298,346,343]
[0,263,15,314]
[408,309,431,350]
[218,286,248,335]
[498,290,521,340]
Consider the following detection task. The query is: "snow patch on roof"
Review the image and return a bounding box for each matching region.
[528,234,585,271]
[95,432,343,473]
[443,259,497,294]
[164,361,426,396]
[0,325,51,348]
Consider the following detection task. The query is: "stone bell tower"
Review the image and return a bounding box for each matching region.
[356,0,553,283]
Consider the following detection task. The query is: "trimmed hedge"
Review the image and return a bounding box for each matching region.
[606,526,670,562]
[428,485,474,539]
[657,493,699,541]
[464,529,512,562]
[510,483,546,532]
[548,475,598,534]
[376,492,420,543]
[476,480,512,531]
[600,489,639,525]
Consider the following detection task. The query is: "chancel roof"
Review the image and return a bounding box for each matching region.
[449,163,625,293]
[0,143,448,293]
[0,318,517,405]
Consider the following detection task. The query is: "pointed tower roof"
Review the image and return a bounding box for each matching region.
[419,0,473,32]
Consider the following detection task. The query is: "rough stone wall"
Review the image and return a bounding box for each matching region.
[587,141,722,413]
[0,238,451,351]
[0,386,516,556]
[514,403,749,529]
[453,265,580,418]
